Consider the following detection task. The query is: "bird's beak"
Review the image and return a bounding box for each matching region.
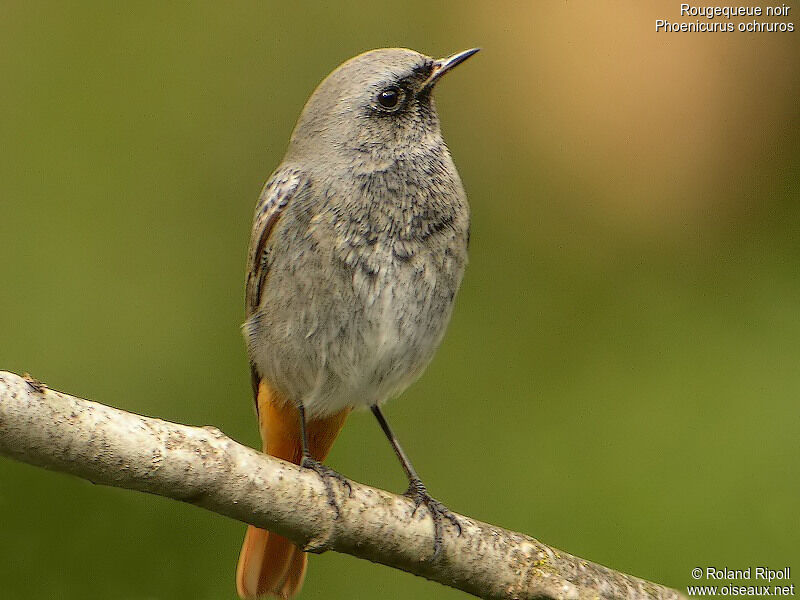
[423,48,481,90]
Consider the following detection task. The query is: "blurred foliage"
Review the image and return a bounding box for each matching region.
[1,2,797,599]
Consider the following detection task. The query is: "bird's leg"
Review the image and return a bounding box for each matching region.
[298,404,351,517]
[371,405,462,560]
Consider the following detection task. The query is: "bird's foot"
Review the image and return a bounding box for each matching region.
[301,455,352,518]
[404,477,462,560]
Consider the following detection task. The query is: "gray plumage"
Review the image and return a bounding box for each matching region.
[244,48,471,420]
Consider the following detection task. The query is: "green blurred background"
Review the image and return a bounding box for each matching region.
[1,2,797,598]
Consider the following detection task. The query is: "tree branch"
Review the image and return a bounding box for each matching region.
[0,371,684,600]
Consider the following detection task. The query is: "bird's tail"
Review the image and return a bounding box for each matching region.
[236,380,349,599]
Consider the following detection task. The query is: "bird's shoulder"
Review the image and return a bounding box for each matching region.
[245,165,312,314]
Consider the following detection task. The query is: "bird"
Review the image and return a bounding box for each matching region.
[236,46,478,599]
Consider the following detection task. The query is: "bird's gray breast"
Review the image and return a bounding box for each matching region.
[247,154,469,418]
[314,158,468,408]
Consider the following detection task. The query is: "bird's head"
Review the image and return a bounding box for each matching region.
[287,47,479,164]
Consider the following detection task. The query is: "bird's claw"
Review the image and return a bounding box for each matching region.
[404,477,462,560]
[301,455,351,518]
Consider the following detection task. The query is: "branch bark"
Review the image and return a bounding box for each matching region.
[0,371,684,600]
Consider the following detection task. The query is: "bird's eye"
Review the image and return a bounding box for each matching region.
[377,87,403,111]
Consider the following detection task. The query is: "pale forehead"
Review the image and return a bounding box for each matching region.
[329,48,434,86]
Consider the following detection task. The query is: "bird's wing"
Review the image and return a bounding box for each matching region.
[245,167,307,316]
[244,167,308,399]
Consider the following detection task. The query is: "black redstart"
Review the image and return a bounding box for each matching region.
[237,47,479,599]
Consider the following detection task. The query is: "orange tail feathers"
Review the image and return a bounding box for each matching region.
[236,380,350,599]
